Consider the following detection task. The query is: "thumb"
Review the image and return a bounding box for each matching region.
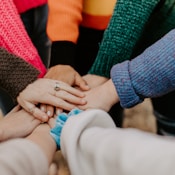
[75,74,90,91]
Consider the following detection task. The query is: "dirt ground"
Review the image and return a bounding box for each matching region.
[0,98,157,175]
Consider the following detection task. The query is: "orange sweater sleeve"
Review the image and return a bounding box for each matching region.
[47,0,83,43]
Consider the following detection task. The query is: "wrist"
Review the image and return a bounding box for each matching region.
[104,79,119,107]
[27,124,56,164]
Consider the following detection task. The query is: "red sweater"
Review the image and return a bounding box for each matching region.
[0,0,46,77]
[13,0,47,13]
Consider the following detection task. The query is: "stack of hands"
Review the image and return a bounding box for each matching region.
[17,65,118,121]
[1,65,118,145]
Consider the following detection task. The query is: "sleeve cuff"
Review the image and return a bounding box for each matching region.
[110,61,143,108]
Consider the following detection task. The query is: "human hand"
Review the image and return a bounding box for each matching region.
[79,79,119,111]
[83,74,108,88]
[39,105,63,119]
[27,123,57,164]
[45,65,90,91]
[43,65,89,117]
[17,78,86,122]
[0,105,40,141]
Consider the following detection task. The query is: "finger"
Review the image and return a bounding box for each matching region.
[53,98,78,111]
[23,93,76,112]
[18,90,59,111]
[55,90,86,105]
[58,82,85,97]
[40,104,47,113]
[46,105,55,118]
[48,118,56,128]
[75,74,90,91]
[48,163,58,175]
[55,108,63,116]
[25,102,49,122]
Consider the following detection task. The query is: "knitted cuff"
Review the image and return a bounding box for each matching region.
[50,108,82,149]
[50,41,76,67]
[0,48,39,101]
[111,61,143,108]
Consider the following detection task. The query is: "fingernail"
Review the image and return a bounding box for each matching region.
[47,110,51,116]
[41,106,45,112]
[56,109,62,115]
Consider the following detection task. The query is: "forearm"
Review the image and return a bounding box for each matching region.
[89,0,160,77]
[27,124,57,164]
[111,29,175,108]
[61,109,175,175]
[60,109,116,175]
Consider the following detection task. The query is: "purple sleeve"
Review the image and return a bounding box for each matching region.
[111,29,175,108]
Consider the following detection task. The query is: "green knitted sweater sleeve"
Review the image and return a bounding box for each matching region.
[88,0,160,78]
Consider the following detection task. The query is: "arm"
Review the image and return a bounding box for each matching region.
[0,124,56,175]
[45,65,89,91]
[79,29,175,111]
[111,29,175,108]
[61,109,175,175]
[0,105,40,142]
[47,0,83,67]
[0,0,46,77]
[88,0,160,78]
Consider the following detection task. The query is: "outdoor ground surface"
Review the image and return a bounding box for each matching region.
[0,98,156,175]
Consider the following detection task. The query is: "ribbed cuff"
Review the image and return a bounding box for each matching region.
[111,62,142,108]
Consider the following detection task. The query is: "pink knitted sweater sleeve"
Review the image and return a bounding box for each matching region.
[13,0,47,13]
[0,0,46,78]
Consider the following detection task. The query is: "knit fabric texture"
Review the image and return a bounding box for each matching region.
[0,0,46,78]
[111,29,175,108]
[13,0,47,13]
[50,108,82,149]
[0,48,39,101]
[88,0,175,78]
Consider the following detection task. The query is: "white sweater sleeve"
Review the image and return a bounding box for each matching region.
[0,139,48,175]
[61,109,175,175]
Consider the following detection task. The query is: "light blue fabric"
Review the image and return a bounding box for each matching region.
[50,108,82,149]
